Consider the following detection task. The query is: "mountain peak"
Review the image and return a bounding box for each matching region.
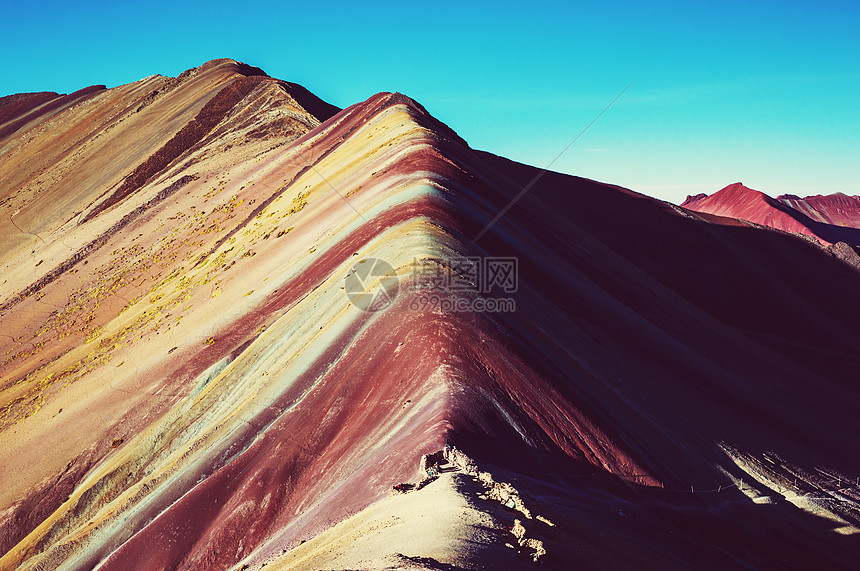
[3,62,860,571]
[682,182,860,246]
[190,57,269,77]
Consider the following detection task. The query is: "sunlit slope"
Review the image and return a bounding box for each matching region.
[1,73,560,568]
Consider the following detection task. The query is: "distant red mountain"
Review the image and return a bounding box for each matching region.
[681,182,860,247]
[778,192,860,228]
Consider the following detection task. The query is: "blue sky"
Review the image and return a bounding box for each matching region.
[2,0,858,203]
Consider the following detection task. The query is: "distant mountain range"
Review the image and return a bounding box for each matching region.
[683,182,860,249]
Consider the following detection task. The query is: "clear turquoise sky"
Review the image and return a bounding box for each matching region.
[2,0,858,204]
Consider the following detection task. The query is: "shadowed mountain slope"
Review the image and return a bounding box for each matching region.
[1,61,859,570]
